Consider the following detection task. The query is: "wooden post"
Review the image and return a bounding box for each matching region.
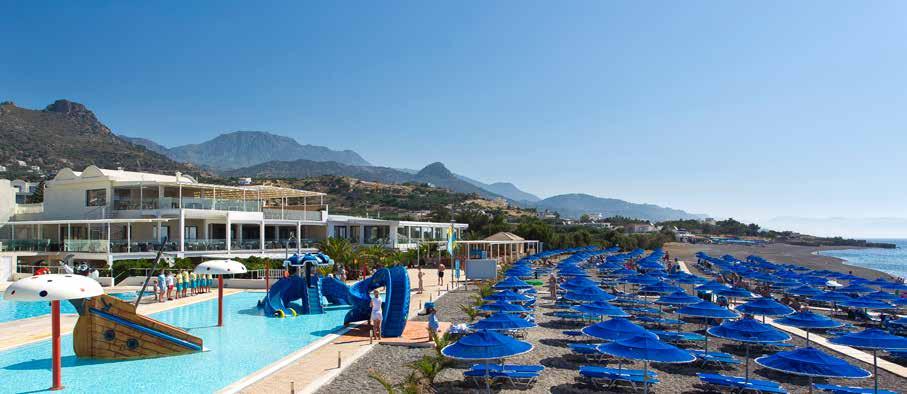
[51,300,63,391]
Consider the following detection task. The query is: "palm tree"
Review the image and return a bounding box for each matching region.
[317,237,353,272]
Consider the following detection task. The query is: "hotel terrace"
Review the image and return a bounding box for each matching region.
[0,166,518,281]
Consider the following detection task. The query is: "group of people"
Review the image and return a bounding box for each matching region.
[153,270,214,303]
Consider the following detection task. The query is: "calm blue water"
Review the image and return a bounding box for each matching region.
[819,239,907,278]
[0,292,351,393]
[0,294,78,323]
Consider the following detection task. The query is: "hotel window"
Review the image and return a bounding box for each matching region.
[86,189,107,207]
[333,226,348,239]
[185,226,198,241]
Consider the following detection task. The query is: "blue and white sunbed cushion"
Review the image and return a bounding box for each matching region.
[580,365,657,378]
[469,364,544,373]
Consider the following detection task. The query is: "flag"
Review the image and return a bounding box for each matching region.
[446,223,457,256]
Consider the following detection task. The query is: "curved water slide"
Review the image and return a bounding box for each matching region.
[259,275,324,317]
[343,266,411,337]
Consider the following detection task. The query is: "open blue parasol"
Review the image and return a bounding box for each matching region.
[572,301,630,318]
[484,290,533,303]
[478,300,530,314]
[563,286,616,303]
[755,347,870,394]
[715,287,758,299]
[774,310,842,345]
[829,328,907,393]
[839,296,893,310]
[787,285,823,298]
[865,291,898,302]
[441,329,534,392]
[638,281,684,295]
[695,280,731,293]
[494,276,533,290]
[596,334,695,394]
[581,317,655,341]
[735,297,795,321]
[655,291,702,306]
[470,312,536,331]
[837,283,877,295]
[708,317,791,381]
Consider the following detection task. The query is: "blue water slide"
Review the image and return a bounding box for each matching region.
[344,266,411,337]
[322,275,352,305]
[258,275,325,317]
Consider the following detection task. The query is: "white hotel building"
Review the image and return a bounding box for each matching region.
[0,166,469,279]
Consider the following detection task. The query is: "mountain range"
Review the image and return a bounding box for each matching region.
[121,130,370,169]
[3,99,707,222]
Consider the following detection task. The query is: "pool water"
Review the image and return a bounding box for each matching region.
[0,292,351,393]
[0,294,78,323]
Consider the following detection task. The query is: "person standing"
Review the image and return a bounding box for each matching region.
[426,305,439,342]
[548,271,558,302]
[437,263,446,286]
[370,289,383,340]
[166,271,175,300]
[417,266,425,294]
[156,271,167,303]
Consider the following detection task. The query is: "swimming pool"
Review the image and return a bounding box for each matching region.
[0,292,351,393]
[0,294,78,323]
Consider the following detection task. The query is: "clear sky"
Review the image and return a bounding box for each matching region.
[2,1,906,229]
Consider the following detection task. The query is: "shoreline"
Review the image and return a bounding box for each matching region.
[664,242,897,280]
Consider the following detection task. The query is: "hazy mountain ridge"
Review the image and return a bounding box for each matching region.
[123,131,370,170]
[455,174,541,203]
[533,193,706,222]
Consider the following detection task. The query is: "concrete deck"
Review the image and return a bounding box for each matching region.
[233,268,463,394]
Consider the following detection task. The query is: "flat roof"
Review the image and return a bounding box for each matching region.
[1,218,170,225]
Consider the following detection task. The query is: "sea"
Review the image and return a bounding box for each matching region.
[818,239,907,279]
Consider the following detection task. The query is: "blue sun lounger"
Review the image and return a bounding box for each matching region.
[464,367,541,388]
[698,373,787,394]
[469,364,545,373]
[813,384,898,394]
[580,365,659,391]
[649,330,706,344]
[569,343,610,362]
[691,350,741,367]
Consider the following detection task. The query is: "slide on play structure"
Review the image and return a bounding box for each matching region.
[259,275,324,317]
[343,266,411,338]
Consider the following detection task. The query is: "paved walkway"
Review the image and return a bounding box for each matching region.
[234,268,460,394]
[0,286,243,352]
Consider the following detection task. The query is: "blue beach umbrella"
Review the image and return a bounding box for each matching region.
[865,291,898,302]
[560,276,599,292]
[484,290,533,303]
[638,281,684,295]
[572,301,630,318]
[787,285,823,298]
[470,312,537,331]
[676,301,741,354]
[655,291,702,306]
[880,282,907,292]
[478,300,530,314]
[735,297,795,321]
[774,310,842,345]
[494,276,533,290]
[810,291,854,303]
[610,268,638,277]
[839,296,893,310]
[867,278,891,287]
[830,328,907,394]
[755,347,870,394]
[596,334,695,394]
[715,287,758,300]
[563,286,616,303]
[838,283,876,295]
[581,317,655,341]
[441,330,534,392]
[696,280,731,293]
[708,317,792,380]
[624,274,661,286]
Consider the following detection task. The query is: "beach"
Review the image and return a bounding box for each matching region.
[664,242,896,280]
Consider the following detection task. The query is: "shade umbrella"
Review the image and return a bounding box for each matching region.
[4,274,104,390]
[838,283,877,295]
[563,286,616,303]
[676,301,740,354]
[716,287,757,299]
[880,282,907,292]
[867,278,891,287]
[774,310,842,345]
[195,259,247,327]
[696,280,731,293]
[839,297,893,310]
[581,317,655,341]
[560,276,600,292]
[735,297,795,322]
[655,291,702,306]
[572,301,630,318]
[494,276,533,290]
[478,300,530,314]
[810,291,854,315]
[865,291,898,302]
[638,281,684,295]
[441,330,534,392]
[624,274,661,286]
[755,347,870,394]
[484,290,533,303]
[788,285,823,298]
[596,334,695,394]
[470,312,537,331]
[708,317,792,381]
[829,328,907,394]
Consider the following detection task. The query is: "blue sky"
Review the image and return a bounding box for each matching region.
[2,1,906,228]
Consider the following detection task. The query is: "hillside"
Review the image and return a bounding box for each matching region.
[226,159,504,200]
[0,100,199,179]
[534,193,706,222]
[123,131,371,169]
[456,174,540,203]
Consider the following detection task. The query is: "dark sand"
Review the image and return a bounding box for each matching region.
[664,242,897,280]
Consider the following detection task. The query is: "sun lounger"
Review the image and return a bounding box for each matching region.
[888,349,907,359]
[463,369,540,388]
[579,365,659,391]
[813,383,898,394]
[691,350,741,367]
[649,330,706,344]
[569,343,610,362]
[562,330,584,337]
[698,373,787,394]
[469,364,545,373]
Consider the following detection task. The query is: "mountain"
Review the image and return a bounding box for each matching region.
[533,193,706,222]
[142,131,371,170]
[226,160,503,199]
[0,100,198,177]
[456,174,540,203]
[119,135,170,155]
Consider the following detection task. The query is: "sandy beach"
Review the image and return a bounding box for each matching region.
[664,242,897,280]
